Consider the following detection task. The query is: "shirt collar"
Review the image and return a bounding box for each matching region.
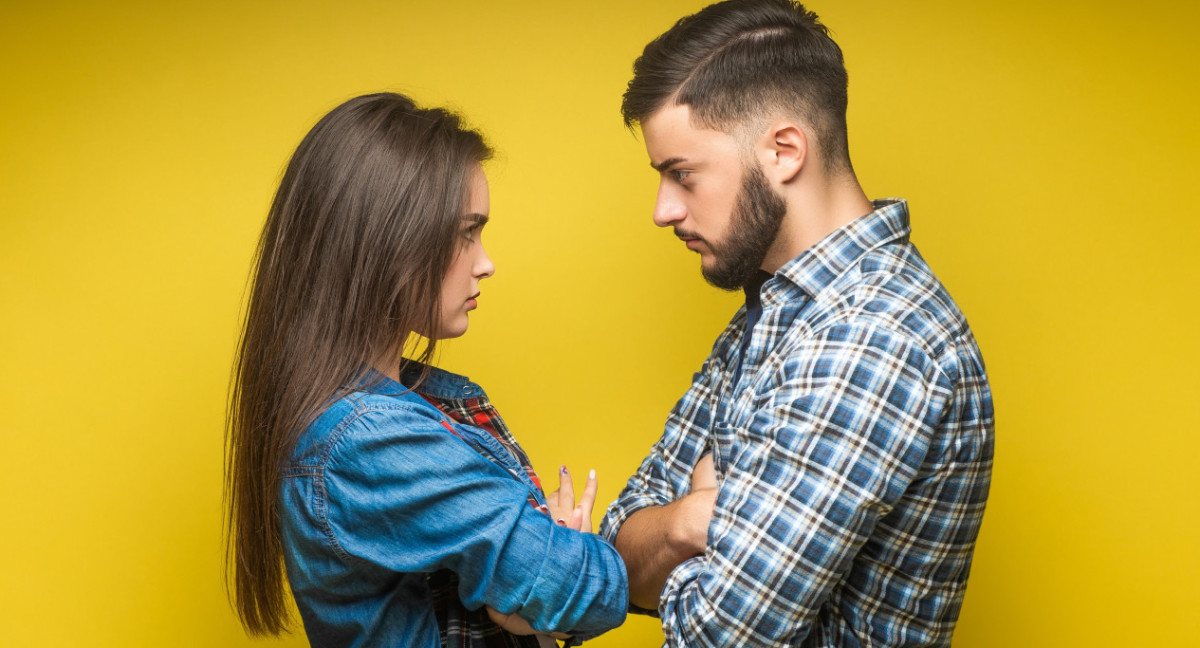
[771,198,911,299]
[398,361,484,399]
[354,361,484,400]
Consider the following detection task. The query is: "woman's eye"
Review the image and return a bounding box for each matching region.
[672,170,691,183]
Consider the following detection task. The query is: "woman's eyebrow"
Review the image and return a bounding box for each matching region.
[462,213,489,226]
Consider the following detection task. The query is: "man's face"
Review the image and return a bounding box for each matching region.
[641,104,786,290]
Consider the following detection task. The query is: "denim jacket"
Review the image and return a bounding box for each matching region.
[279,368,628,647]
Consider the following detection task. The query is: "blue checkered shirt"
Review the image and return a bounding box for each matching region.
[600,199,994,647]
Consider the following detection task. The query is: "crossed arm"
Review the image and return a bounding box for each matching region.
[488,466,602,641]
[615,454,717,610]
[601,324,947,645]
[318,406,628,638]
[495,455,718,634]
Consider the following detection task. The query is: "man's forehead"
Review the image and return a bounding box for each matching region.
[641,103,699,143]
[641,104,742,166]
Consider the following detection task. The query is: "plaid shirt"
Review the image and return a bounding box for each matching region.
[420,391,547,648]
[600,200,994,647]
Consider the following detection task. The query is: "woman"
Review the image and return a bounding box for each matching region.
[224,92,628,647]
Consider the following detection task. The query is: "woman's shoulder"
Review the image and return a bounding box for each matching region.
[287,386,442,467]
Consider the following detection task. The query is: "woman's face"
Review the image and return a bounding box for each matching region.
[435,165,494,340]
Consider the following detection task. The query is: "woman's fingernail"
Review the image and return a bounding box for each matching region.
[588,469,596,479]
[560,465,568,474]
[556,518,565,525]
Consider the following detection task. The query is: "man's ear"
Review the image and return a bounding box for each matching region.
[757,122,807,184]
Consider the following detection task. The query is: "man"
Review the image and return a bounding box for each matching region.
[598,1,994,646]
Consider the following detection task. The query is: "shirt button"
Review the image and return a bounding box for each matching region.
[461,386,473,395]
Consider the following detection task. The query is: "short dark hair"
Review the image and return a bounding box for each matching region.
[622,0,850,171]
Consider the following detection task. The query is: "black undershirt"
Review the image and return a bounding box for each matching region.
[733,270,773,380]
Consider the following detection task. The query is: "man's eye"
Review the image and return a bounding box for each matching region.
[672,170,691,183]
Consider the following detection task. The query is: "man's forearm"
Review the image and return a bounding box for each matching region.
[614,489,716,610]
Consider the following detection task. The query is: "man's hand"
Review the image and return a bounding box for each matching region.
[547,466,599,532]
[691,452,717,491]
[669,486,718,554]
[615,454,719,610]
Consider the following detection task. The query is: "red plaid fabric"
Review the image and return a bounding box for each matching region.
[423,394,548,511]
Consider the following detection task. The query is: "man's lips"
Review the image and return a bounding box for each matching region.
[676,232,704,251]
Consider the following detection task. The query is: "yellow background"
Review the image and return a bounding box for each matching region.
[2,0,1197,645]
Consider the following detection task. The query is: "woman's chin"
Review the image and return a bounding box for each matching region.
[433,322,469,340]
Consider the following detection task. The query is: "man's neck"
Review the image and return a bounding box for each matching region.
[761,177,873,273]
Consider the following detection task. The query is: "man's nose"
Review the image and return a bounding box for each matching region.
[652,183,686,228]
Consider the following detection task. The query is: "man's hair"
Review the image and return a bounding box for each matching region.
[622,0,850,172]
[224,92,491,637]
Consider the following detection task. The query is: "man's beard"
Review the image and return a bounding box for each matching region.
[700,163,787,291]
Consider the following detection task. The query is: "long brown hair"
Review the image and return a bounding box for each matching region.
[224,92,492,635]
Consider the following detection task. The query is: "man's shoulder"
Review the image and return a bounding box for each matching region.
[805,241,974,361]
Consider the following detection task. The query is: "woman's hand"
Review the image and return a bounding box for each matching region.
[485,467,598,643]
[547,466,598,533]
[486,606,569,643]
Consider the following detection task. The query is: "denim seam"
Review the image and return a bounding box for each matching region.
[448,420,543,502]
[315,401,429,564]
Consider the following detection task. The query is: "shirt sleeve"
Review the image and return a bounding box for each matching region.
[319,403,628,635]
[657,323,951,647]
[598,341,729,548]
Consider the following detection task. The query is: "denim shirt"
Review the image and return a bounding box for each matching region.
[279,368,628,647]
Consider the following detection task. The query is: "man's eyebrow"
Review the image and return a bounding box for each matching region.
[651,157,688,173]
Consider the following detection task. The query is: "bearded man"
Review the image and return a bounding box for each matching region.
[599,2,995,646]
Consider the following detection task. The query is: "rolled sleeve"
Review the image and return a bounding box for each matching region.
[600,340,734,547]
[598,449,678,547]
